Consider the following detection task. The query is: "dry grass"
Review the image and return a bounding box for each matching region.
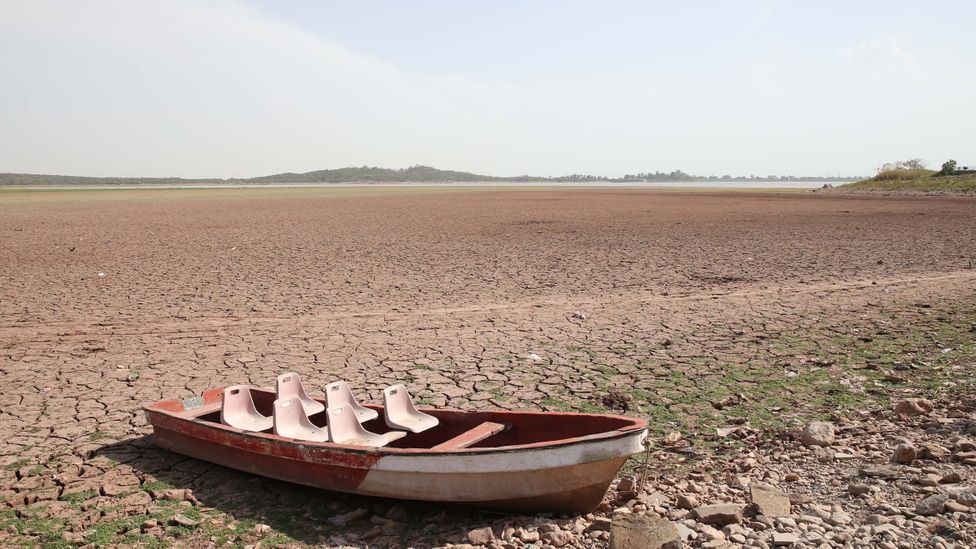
[873,168,935,181]
[842,173,976,192]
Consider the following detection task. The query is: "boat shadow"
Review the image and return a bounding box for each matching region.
[97,434,513,548]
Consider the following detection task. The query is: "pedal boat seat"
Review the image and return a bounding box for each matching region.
[383,384,439,433]
[276,372,325,416]
[221,385,273,432]
[273,396,329,442]
[324,381,379,422]
[327,403,405,447]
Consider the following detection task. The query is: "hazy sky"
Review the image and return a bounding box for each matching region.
[2,1,973,178]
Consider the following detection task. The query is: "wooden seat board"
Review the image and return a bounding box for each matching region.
[431,422,506,451]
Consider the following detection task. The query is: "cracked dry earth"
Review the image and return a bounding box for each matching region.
[1,187,975,548]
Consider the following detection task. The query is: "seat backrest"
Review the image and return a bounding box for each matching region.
[221,385,260,423]
[277,372,311,401]
[326,403,367,442]
[383,384,419,416]
[325,381,358,408]
[273,396,305,436]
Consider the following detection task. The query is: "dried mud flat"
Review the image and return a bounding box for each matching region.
[1,187,975,548]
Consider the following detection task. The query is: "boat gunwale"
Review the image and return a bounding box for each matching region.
[144,386,648,458]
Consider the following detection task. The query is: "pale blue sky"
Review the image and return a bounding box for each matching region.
[1,1,973,178]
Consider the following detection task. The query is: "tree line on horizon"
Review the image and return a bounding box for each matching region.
[0,165,862,186]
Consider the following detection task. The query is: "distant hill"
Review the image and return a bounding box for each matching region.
[247,165,507,183]
[0,165,861,186]
[0,166,513,186]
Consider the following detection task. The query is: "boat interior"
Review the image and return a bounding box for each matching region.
[156,373,643,451]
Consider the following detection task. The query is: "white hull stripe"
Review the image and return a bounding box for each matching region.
[372,430,646,474]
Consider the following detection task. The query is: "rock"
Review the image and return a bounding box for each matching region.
[610,513,680,549]
[915,494,948,516]
[940,472,961,484]
[829,511,852,525]
[694,503,743,526]
[849,483,871,495]
[537,523,560,534]
[252,524,271,534]
[699,525,724,540]
[859,464,902,479]
[750,484,791,517]
[772,532,800,546]
[140,519,158,531]
[542,530,573,547]
[328,508,369,526]
[586,517,612,532]
[865,514,887,525]
[917,474,941,486]
[800,422,835,447]
[516,528,539,542]
[170,514,199,528]
[467,526,495,545]
[62,531,85,544]
[617,476,636,493]
[945,500,970,513]
[893,443,917,464]
[894,398,934,416]
[677,494,698,509]
[385,504,409,521]
[919,443,950,461]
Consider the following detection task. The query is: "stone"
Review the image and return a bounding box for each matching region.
[915,494,948,516]
[945,500,970,513]
[699,525,724,540]
[893,443,917,464]
[467,526,495,545]
[542,530,573,547]
[586,517,612,532]
[919,443,950,461]
[894,398,934,416]
[694,503,744,526]
[609,513,680,549]
[170,514,199,528]
[385,504,409,521]
[617,476,636,493]
[772,532,799,546]
[252,524,271,534]
[677,494,698,509]
[829,511,852,525]
[62,531,85,544]
[800,422,835,447]
[860,464,901,479]
[328,508,369,526]
[849,483,871,495]
[939,472,961,484]
[750,484,791,517]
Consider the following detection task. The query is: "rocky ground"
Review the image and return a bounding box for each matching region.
[1,188,974,548]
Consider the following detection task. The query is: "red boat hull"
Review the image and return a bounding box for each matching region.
[145,387,647,513]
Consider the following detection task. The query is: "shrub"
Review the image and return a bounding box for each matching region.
[937,159,957,177]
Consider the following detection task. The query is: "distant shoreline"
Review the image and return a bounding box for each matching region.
[0,180,845,191]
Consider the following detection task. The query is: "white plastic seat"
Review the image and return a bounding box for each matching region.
[276,372,325,416]
[221,385,273,432]
[324,381,379,422]
[383,384,439,434]
[327,403,405,447]
[273,396,330,442]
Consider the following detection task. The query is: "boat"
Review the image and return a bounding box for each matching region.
[143,384,648,513]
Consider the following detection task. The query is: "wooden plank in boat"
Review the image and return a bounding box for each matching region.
[432,422,506,451]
